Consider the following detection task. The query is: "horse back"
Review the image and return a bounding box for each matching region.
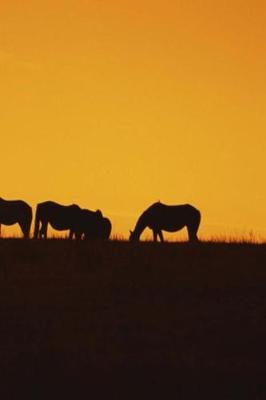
[35,201,81,230]
[0,199,32,225]
[144,203,200,231]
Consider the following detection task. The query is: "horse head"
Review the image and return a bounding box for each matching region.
[129,229,139,241]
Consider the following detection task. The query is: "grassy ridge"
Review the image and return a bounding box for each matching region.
[0,239,266,398]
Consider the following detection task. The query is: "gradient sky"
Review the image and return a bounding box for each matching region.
[1,0,265,239]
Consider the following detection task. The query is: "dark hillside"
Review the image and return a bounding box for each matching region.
[0,239,265,398]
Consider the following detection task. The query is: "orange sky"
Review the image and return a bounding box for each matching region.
[1,0,265,240]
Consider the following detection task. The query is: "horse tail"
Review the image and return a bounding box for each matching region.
[34,204,41,239]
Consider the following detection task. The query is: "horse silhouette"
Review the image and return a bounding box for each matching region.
[72,209,112,240]
[129,202,201,242]
[34,201,82,239]
[98,217,112,240]
[0,197,32,238]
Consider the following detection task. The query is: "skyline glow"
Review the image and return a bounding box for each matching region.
[1,0,265,239]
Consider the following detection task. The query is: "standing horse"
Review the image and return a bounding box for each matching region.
[72,209,112,240]
[34,201,82,238]
[129,202,201,242]
[0,197,32,238]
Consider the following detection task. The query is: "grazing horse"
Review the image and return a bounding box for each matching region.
[129,202,201,242]
[72,209,112,240]
[0,197,32,238]
[34,201,82,239]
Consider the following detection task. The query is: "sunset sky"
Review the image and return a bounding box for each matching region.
[1,0,265,239]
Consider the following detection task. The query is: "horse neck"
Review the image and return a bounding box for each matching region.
[133,215,147,238]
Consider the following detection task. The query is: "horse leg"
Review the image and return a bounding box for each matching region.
[158,230,164,242]
[187,225,199,242]
[34,223,40,239]
[69,229,79,239]
[75,232,82,240]
[22,226,30,238]
[19,221,30,238]
[153,230,164,242]
[40,221,48,239]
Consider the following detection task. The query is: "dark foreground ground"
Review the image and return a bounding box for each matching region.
[0,239,266,398]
